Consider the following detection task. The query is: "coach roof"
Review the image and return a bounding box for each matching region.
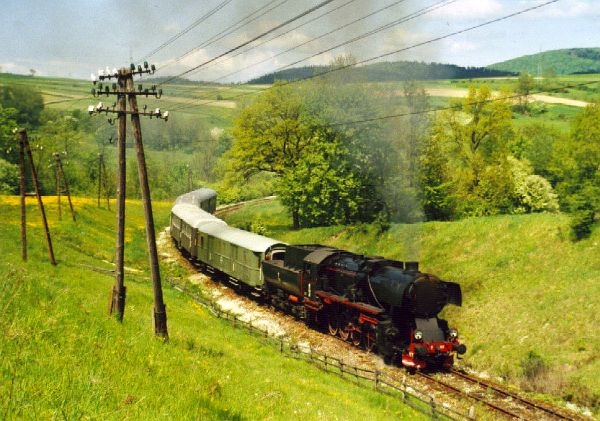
[171,203,223,228]
[200,224,286,253]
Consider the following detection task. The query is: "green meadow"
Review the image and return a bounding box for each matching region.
[0,196,425,420]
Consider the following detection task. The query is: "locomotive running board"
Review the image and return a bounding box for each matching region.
[315,291,383,316]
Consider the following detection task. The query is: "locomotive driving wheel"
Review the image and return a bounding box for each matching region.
[350,327,362,347]
[363,325,376,352]
[338,317,351,342]
[327,312,339,336]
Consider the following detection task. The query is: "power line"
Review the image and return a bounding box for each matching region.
[168,0,561,114]
[277,0,455,73]
[157,0,291,76]
[138,0,234,63]
[208,0,406,83]
[167,0,436,112]
[312,0,561,80]
[160,0,337,85]
[191,0,361,79]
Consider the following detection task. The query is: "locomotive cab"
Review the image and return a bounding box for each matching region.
[265,246,286,262]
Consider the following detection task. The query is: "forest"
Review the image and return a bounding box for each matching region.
[247,60,515,84]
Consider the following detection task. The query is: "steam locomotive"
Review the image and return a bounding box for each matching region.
[170,189,466,370]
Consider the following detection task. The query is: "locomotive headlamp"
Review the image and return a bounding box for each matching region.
[414,330,423,341]
[449,329,458,339]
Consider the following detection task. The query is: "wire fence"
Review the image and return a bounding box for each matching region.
[166,277,472,421]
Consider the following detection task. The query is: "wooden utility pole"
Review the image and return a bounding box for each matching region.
[111,69,127,322]
[126,73,168,338]
[18,130,27,262]
[53,152,76,222]
[97,152,111,209]
[90,64,169,337]
[17,129,57,265]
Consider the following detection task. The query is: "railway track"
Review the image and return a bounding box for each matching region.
[214,196,276,217]
[415,369,588,420]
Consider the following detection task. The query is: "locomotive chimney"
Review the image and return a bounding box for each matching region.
[406,261,419,272]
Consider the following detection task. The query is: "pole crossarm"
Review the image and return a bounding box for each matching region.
[87,103,169,121]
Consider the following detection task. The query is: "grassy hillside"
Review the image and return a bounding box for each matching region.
[225,200,600,414]
[488,48,600,75]
[0,195,424,420]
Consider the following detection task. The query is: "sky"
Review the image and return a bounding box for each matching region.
[0,0,598,83]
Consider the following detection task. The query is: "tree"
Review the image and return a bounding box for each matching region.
[555,102,600,239]
[0,158,18,194]
[419,132,456,221]
[0,106,19,163]
[225,82,318,228]
[515,72,536,114]
[510,122,562,181]
[508,156,559,214]
[428,85,514,217]
[0,85,44,128]
[225,73,385,228]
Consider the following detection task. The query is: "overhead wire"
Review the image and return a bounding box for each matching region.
[137,0,234,63]
[159,0,337,85]
[143,78,600,148]
[276,0,456,73]
[156,0,291,76]
[209,0,413,83]
[331,79,600,127]
[167,0,442,112]
[191,0,362,80]
[167,0,562,115]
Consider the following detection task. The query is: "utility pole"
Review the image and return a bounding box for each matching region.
[16,129,57,266]
[97,152,111,210]
[53,152,76,222]
[89,64,169,338]
[18,129,27,262]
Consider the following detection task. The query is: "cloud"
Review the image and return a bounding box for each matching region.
[445,39,479,55]
[429,0,503,20]
[523,0,600,18]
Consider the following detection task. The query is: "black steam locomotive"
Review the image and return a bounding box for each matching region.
[171,189,466,370]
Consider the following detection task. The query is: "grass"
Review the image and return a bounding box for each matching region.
[0,195,425,420]
[224,199,600,415]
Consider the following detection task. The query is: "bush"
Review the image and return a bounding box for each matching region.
[0,158,18,194]
[521,351,547,381]
[570,209,595,241]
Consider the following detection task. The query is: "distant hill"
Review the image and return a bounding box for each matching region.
[488,48,600,75]
[247,61,515,84]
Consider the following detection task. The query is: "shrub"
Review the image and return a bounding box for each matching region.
[0,158,18,194]
[570,209,595,241]
[521,350,547,381]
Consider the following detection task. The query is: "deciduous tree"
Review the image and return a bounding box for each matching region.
[555,102,600,239]
[224,74,385,228]
[0,85,44,128]
[429,85,514,217]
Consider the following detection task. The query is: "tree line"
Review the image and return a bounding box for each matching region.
[247,61,514,84]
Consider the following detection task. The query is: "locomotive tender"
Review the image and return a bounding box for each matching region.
[170,189,466,370]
